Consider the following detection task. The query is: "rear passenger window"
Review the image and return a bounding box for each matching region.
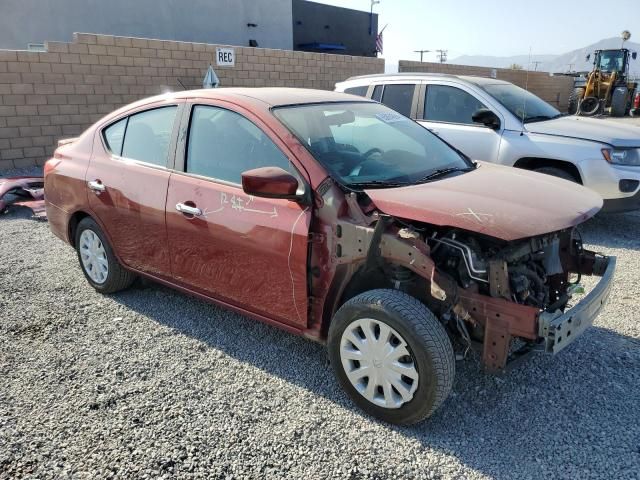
[186,105,290,184]
[344,86,368,97]
[120,106,177,167]
[380,84,415,117]
[424,85,486,125]
[103,118,127,155]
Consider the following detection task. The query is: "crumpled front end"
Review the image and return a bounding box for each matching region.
[440,228,615,370]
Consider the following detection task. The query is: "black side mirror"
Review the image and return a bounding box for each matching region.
[472,108,501,130]
[586,53,591,61]
[632,52,638,60]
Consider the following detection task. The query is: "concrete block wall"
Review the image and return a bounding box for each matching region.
[0,33,384,170]
[398,61,574,112]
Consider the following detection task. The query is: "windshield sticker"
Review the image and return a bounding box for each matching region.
[375,112,408,123]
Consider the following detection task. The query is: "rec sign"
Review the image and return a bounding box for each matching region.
[216,47,235,67]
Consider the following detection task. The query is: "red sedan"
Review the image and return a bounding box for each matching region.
[45,88,614,424]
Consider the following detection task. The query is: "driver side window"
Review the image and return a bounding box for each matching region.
[186,105,291,184]
[424,85,486,125]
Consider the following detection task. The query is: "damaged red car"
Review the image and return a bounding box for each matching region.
[44,88,615,425]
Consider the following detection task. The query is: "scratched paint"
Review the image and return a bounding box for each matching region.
[202,192,278,218]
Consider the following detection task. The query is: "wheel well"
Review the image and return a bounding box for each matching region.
[67,211,90,247]
[513,157,582,184]
[324,261,430,336]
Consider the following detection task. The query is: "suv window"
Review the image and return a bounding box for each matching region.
[380,84,415,117]
[344,86,368,97]
[424,85,486,125]
[186,105,291,184]
[372,85,383,102]
[119,106,178,166]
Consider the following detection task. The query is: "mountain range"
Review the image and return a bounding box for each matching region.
[451,37,640,76]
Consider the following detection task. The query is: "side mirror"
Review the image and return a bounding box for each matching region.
[241,166,300,200]
[632,52,637,60]
[586,53,591,61]
[471,108,501,130]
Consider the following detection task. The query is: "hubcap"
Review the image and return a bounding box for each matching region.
[340,318,419,409]
[79,229,108,284]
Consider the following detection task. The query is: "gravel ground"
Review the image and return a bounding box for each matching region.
[1,181,639,479]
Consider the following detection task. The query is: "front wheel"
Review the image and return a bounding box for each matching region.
[75,217,136,294]
[328,289,455,425]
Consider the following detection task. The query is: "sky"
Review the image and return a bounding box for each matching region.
[313,0,637,65]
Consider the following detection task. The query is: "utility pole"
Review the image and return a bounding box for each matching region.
[414,49,431,62]
[369,0,380,36]
[436,49,448,63]
[567,63,575,72]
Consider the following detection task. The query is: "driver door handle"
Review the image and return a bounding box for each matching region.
[88,180,106,193]
[175,203,202,216]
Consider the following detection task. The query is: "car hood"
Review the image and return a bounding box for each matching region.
[525,116,640,148]
[365,163,602,241]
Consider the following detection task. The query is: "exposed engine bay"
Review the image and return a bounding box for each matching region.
[427,228,584,312]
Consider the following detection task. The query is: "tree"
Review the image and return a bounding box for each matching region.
[509,63,524,70]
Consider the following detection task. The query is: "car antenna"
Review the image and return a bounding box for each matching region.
[520,46,531,136]
[176,78,187,90]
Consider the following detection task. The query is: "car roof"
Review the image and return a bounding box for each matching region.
[151,87,369,107]
[339,72,512,87]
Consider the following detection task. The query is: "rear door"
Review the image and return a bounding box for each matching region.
[418,82,503,161]
[165,101,311,328]
[86,100,183,278]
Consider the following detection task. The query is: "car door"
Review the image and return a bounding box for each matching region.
[86,101,183,278]
[418,82,503,161]
[165,101,311,328]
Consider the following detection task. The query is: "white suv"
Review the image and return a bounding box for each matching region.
[336,73,640,212]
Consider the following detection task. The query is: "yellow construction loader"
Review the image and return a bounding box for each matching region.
[568,48,638,117]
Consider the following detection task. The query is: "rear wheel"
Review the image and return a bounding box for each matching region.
[75,217,136,293]
[328,289,454,425]
[534,166,578,183]
[567,87,585,115]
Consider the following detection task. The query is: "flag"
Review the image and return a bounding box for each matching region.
[203,65,220,88]
[375,31,383,55]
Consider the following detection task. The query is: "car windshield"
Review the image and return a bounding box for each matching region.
[272,102,472,188]
[597,50,625,72]
[482,83,561,123]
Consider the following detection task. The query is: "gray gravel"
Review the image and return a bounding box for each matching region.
[1,198,639,479]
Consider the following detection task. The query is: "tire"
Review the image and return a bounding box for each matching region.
[328,289,454,425]
[567,87,584,115]
[610,87,629,117]
[75,217,136,294]
[578,96,600,116]
[534,166,578,183]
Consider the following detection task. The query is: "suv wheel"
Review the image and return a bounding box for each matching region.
[75,217,136,293]
[328,289,454,425]
[534,166,577,183]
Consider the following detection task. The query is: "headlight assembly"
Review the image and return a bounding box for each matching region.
[601,148,640,166]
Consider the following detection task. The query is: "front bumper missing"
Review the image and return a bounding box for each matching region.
[538,256,616,354]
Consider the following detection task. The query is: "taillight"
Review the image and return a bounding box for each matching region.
[44,158,61,176]
[634,92,640,109]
